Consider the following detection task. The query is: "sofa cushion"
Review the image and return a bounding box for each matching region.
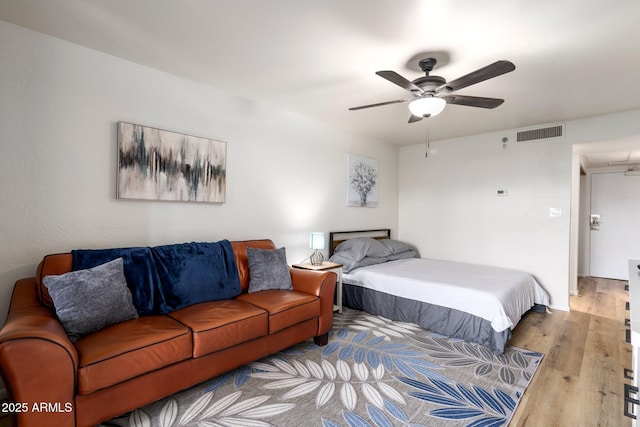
[236,290,320,334]
[169,300,268,358]
[151,241,241,313]
[74,315,191,395]
[246,246,293,293]
[43,258,139,342]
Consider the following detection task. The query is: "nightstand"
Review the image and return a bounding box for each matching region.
[292,261,343,313]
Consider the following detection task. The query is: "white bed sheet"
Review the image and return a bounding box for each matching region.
[342,258,550,332]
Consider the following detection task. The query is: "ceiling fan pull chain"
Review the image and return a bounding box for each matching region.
[425,127,430,158]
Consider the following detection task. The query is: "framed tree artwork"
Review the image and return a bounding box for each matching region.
[346,154,378,207]
[117,122,226,203]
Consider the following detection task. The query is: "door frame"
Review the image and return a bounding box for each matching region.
[573,140,640,296]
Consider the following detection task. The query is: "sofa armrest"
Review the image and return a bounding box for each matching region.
[290,268,336,336]
[0,278,78,426]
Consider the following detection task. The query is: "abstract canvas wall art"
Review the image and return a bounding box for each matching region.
[347,154,378,207]
[117,122,226,203]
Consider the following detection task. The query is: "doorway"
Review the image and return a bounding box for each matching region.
[589,171,640,280]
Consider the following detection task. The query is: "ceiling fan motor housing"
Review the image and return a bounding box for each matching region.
[412,75,446,92]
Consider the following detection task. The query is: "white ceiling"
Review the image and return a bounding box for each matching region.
[2,0,640,167]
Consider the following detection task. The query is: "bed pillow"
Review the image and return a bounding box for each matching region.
[247,246,293,292]
[390,250,418,260]
[327,252,359,273]
[331,247,419,273]
[43,258,139,342]
[380,239,416,255]
[333,237,391,260]
[330,237,386,272]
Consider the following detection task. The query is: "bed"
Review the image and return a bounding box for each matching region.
[328,229,550,354]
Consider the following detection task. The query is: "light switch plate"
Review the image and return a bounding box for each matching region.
[550,207,562,217]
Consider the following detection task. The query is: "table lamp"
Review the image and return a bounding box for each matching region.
[309,232,325,266]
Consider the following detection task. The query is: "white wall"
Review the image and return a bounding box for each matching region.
[0,21,399,320]
[399,110,640,311]
[399,130,573,310]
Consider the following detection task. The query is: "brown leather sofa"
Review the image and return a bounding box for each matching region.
[0,239,336,427]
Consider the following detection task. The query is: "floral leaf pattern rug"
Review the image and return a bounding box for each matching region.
[101,308,542,427]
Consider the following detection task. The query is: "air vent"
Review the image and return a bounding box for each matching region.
[516,124,564,142]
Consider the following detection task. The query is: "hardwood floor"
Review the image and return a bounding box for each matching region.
[510,276,632,426]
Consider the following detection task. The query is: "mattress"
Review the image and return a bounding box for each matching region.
[342,257,550,334]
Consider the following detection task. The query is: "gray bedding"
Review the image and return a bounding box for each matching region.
[342,282,512,354]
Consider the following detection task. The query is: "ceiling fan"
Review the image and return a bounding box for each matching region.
[349,58,516,123]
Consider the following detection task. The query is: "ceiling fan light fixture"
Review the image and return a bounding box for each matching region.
[408,97,446,118]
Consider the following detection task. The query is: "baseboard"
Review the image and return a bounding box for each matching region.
[549,304,570,312]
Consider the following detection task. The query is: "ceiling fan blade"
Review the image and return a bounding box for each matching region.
[443,95,505,109]
[408,114,423,123]
[349,99,411,111]
[376,70,424,94]
[442,60,515,92]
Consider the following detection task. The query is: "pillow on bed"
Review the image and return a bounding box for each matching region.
[331,248,418,273]
[389,250,418,261]
[356,251,418,270]
[380,239,416,255]
[328,252,360,272]
[333,237,391,259]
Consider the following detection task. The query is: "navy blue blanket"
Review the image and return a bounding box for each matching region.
[72,240,241,315]
[151,241,241,312]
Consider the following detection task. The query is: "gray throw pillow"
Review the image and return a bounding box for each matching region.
[246,246,293,293]
[43,257,138,342]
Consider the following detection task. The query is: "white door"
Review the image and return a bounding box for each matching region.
[590,172,640,280]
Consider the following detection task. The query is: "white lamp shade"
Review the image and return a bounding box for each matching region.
[309,232,325,250]
[408,97,446,118]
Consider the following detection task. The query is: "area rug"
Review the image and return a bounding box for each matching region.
[101,308,542,427]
